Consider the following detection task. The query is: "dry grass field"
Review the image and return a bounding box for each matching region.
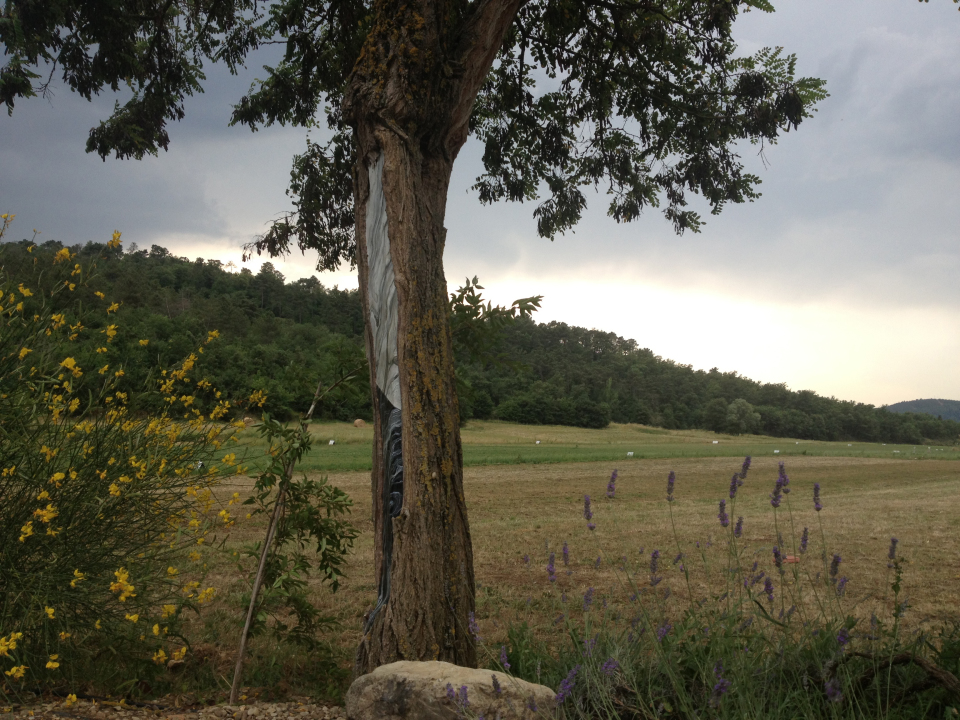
[204,450,960,673]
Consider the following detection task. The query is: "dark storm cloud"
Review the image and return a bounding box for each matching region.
[2,0,958,312]
[0,51,307,250]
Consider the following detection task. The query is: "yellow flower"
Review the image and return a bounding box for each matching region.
[110,568,136,602]
[102,324,118,341]
[44,607,55,619]
[188,551,201,562]
[161,604,176,619]
[95,620,102,630]
[70,570,85,588]
[221,453,237,465]
[33,504,58,523]
[98,364,109,375]
[139,339,149,346]
[196,587,216,604]
[0,632,23,657]
[166,566,178,576]
[152,624,160,636]
[59,632,71,640]
[45,655,60,670]
[171,647,187,661]
[106,302,120,314]
[125,613,139,623]
[114,369,124,378]
[18,522,33,542]
[109,484,121,497]
[18,347,31,360]
[36,490,49,501]
[152,648,168,665]
[49,472,65,487]
[96,346,108,354]
[64,694,78,707]
[94,291,106,299]
[107,230,122,249]
[17,284,32,297]
[249,390,267,407]
[4,665,27,679]
[59,357,82,378]
[218,509,231,524]
[54,247,71,263]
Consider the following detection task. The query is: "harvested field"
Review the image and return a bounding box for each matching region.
[207,454,960,661]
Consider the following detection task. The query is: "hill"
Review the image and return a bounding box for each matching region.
[2,237,959,444]
[887,398,960,422]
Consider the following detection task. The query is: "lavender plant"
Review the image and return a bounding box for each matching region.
[488,459,960,720]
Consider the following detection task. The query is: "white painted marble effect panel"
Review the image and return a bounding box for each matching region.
[365,153,402,409]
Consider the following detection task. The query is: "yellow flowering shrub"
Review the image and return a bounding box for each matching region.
[0,219,243,696]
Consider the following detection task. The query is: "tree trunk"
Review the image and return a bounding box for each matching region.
[345,0,524,675]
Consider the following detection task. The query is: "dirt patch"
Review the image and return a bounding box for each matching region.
[3,698,346,720]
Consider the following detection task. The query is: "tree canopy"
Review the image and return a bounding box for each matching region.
[3,0,826,267]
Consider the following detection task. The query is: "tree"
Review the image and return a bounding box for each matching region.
[2,0,826,673]
[703,397,729,433]
[726,398,761,435]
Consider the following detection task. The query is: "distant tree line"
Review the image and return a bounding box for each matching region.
[457,319,960,443]
[2,239,957,444]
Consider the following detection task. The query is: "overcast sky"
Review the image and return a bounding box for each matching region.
[2,0,958,407]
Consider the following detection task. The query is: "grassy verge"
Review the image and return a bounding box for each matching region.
[233,420,960,472]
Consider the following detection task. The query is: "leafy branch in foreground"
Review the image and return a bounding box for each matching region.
[229,364,363,704]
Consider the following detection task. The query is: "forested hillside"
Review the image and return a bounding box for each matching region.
[458,319,960,443]
[0,238,370,421]
[887,399,960,423]
[3,238,957,444]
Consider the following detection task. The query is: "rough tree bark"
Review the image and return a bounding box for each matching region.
[345,0,524,674]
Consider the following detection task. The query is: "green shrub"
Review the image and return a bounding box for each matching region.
[0,221,242,698]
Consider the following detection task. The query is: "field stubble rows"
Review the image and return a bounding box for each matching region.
[207,452,960,666]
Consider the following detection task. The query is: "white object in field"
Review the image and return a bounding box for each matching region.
[712,440,719,444]
[329,439,335,446]
[894,450,900,453]
[366,153,401,410]
[774,450,780,454]
[535,440,540,445]
[627,451,634,457]
[796,442,799,444]
[847,444,852,447]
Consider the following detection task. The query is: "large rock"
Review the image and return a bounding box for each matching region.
[345,661,556,720]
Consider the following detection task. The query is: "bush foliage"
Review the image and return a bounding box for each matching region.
[0,221,244,697]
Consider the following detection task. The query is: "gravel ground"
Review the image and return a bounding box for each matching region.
[1,698,347,720]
